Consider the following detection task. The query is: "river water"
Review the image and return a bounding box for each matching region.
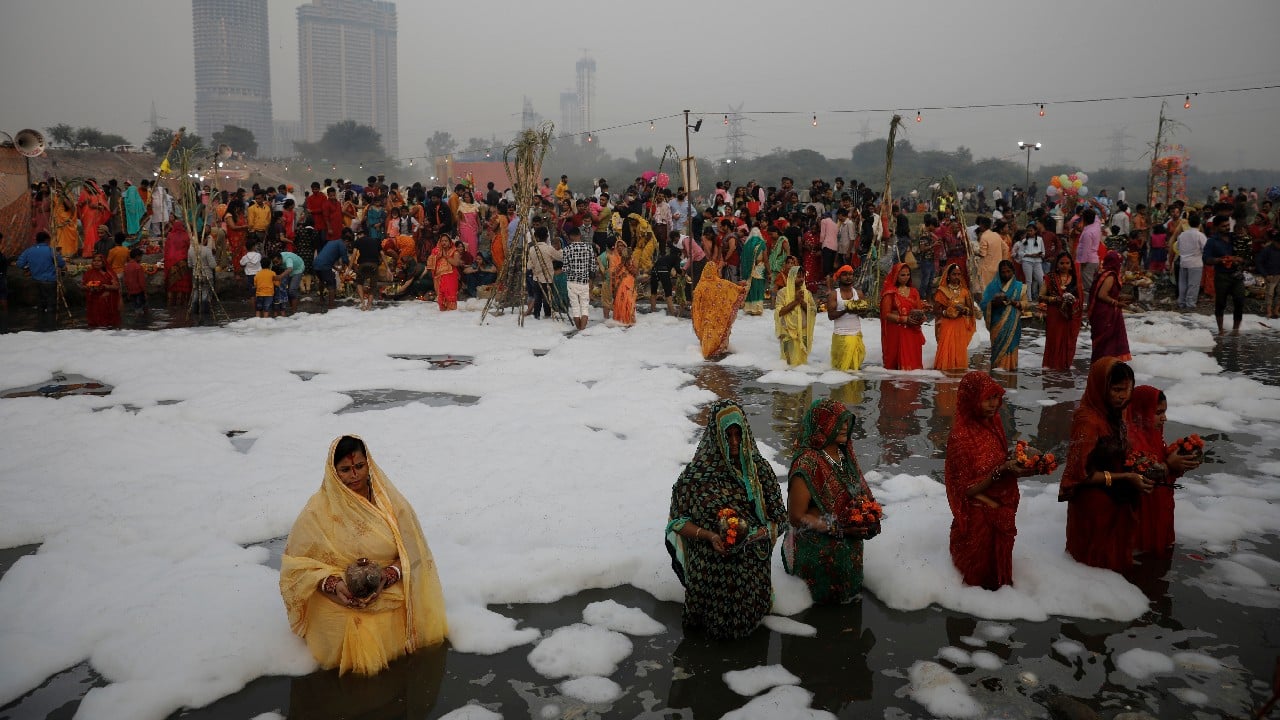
[1,325,1277,720]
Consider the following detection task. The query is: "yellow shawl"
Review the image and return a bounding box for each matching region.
[280,436,447,675]
[774,266,816,364]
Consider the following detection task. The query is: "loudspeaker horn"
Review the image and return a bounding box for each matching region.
[14,129,46,157]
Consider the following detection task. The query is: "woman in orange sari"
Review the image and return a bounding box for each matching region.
[429,235,462,311]
[692,261,747,359]
[879,262,926,370]
[76,180,110,258]
[1125,385,1201,555]
[610,239,636,325]
[1058,358,1152,573]
[280,435,447,676]
[932,262,978,371]
[50,188,81,258]
[946,371,1035,589]
[81,254,121,329]
[487,203,509,270]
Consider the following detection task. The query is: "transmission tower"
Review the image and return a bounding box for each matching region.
[1108,127,1135,169]
[856,119,873,144]
[724,103,747,161]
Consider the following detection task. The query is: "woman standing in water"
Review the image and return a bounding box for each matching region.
[783,398,880,603]
[981,260,1031,371]
[1125,385,1201,555]
[879,262,927,370]
[1039,252,1084,371]
[666,400,786,639]
[1058,358,1152,572]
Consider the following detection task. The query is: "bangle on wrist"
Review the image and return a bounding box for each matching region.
[1104,471,1112,487]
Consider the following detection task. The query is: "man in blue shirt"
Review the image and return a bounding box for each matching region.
[1202,216,1249,335]
[16,231,66,329]
[313,233,350,308]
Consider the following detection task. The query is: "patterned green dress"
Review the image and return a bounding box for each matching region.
[782,398,878,604]
[666,400,787,640]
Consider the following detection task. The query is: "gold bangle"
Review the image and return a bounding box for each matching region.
[1104,471,1112,487]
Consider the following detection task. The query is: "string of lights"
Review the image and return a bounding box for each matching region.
[297,83,1280,171]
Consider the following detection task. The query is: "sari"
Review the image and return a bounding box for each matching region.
[879,262,926,371]
[945,372,1016,589]
[82,258,121,328]
[1088,251,1131,362]
[666,400,786,639]
[487,212,507,270]
[1059,357,1136,573]
[77,182,111,257]
[774,266,816,366]
[768,231,790,278]
[610,249,636,325]
[932,262,977,371]
[801,230,823,292]
[280,437,447,675]
[629,214,657,275]
[980,265,1029,370]
[429,244,459,311]
[123,185,146,236]
[740,229,768,315]
[51,194,80,258]
[455,202,481,256]
[783,399,876,603]
[1042,258,1084,370]
[1126,386,1179,554]
[164,220,193,294]
[691,262,747,359]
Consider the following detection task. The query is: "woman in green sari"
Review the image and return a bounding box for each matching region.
[666,400,787,639]
[783,398,881,604]
[740,227,768,315]
[980,259,1031,371]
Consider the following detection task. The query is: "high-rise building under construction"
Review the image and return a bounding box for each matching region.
[191,0,274,156]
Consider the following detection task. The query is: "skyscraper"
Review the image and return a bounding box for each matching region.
[297,0,398,157]
[575,55,596,137]
[191,0,273,156]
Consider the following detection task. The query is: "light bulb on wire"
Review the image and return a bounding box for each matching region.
[1184,95,1191,109]
[1039,104,1045,117]
[811,114,818,127]
[408,158,414,166]
[916,110,922,123]
[649,120,655,131]
[724,114,729,125]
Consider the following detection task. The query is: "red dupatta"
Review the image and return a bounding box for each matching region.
[945,372,1010,523]
[1058,357,1122,501]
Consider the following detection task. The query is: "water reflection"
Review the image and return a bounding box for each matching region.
[876,380,923,466]
[769,385,813,450]
[927,380,959,455]
[784,600,874,712]
[667,629,771,719]
[287,643,447,720]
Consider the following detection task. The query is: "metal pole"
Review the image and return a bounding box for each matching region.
[683,109,691,198]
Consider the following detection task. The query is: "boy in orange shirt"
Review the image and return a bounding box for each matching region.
[253,262,279,318]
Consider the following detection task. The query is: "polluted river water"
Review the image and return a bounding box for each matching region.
[0,310,1277,720]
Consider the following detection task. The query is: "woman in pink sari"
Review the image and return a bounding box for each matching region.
[1088,251,1132,363]
[453,189,482,257]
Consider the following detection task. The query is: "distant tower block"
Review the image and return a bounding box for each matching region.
[521,96,541,131]
[576,53,596,138]
[560,91,580,137]
[192,0,274,155]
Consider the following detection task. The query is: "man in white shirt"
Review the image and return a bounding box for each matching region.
[1111,202,1131,235]
[1117,187,1126,203]
[1176,212,1208,310]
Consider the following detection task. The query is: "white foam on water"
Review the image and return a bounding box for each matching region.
[438,705,503,720]
[526,623,633,680]
[969,650,1003,671]
[974,622,1016,642]
[445,606,541,655]
[719,684,836,720]
[761,615,818,637]
[581,600,665,636]
[722,664,801,696]
[557,675,623,704]
[1114,648,1175,680]
[937,646,971,665]
[1052,639,1085,656]
[1170,687,1210,706]
[907,661,982,718]
[1172,652,1225,674]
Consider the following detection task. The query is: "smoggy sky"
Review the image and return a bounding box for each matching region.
[2,0,1278,173]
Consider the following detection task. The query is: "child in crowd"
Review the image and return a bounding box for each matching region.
[254,260,278,318]
[270,256,290,316]
[551,259,569,316]
[240,239,263,296]
[122,247,148,317]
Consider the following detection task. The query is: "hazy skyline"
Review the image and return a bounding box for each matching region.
[2,0,1279,173]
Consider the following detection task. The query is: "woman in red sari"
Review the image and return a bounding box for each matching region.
[801,225,823,294]
[225,203,249,272]
[946,371,1036,589]
[81,254,121,329]
[164,219,193,308]
[1125,385,1201,555]
[1088,251,1131,363]
[1039,252,1084,371]
[429,235,462,311]
[879,262,926,370]
[1058,357,1152,573]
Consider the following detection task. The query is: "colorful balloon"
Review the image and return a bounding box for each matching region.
[1078,186,1088,197]
[1068,174,1078,182]
[1045,185,1060,197]
[1077,172,1089,184]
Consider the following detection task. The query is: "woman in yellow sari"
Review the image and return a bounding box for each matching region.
[932,262,979,371]
[775,265,816,367]
[50,189,81,257]
[280,435,447,676]
[692,261,747,359]
[628,213,657,276]
[610,239,637,325]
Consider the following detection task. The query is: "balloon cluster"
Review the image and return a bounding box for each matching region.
[1045,171,1090,200]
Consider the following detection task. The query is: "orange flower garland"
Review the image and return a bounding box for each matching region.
[1167,434,1205,458]
[718,508,744,547]
[1012,440,1059,474]
[845,498,883,528]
